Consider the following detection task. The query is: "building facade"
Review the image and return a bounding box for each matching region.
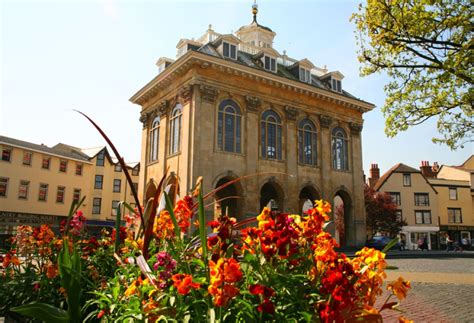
[369,163,439,250]
[434,155,474,246]
[131,6,374,246]
[0,136,139,245]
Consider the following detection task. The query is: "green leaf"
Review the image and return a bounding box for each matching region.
[164,192,181,239]
[191,258,205,269]
[11,303,69,323]
[382,237,399,253]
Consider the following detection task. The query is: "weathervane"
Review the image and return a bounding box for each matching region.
[252,0,258,23]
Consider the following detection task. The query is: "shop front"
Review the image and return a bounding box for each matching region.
[401,225,440,250]
[439,225,474,250]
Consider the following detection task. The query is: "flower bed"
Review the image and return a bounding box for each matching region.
[1,183,412,322]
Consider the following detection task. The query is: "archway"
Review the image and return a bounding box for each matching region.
[214,177,243,219]
[299,185,320,214]
[165,174,179,204]
[333,190,352,247]
[260,181,284,212]
[144,179,157,204]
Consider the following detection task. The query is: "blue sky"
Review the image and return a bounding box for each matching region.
[1,0,472,175]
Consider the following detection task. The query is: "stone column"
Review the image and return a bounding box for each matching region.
[319,114,333,202]
[284,105,299,213]
[350,122,366,246]
[243,95,261,217]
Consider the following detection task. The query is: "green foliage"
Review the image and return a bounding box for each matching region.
[352,0,473,149]
[11,303,69,323]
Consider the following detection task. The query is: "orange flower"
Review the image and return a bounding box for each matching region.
[174,199,193,232]
[45,264,58,279]
[398,316,414,323]
[387,277,411,301]
[124,280,138,296]
[171,274,200,295]
[208,258,242,307]
[153,210,175,240]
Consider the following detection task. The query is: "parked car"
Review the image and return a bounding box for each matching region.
[365,236,400,250]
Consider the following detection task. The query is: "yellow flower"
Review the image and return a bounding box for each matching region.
[398,316,414,323]
[387,277,411,301]
[256,208,272,229]
[124,280,138,296]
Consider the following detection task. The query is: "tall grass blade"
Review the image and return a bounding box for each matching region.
[74,110,143,224]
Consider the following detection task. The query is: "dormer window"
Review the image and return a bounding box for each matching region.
[264,55,276,72]
[331,79,342,92]
[299,68,311,83]
[223,42,237,60]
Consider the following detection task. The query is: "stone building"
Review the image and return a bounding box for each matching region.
[130,5,374,246]
[0,135,140,245]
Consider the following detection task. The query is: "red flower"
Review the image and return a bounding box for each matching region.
[97,310,106,319]
[257,299,275,314]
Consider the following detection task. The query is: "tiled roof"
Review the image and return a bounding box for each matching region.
[373,163,420,191]
[0,136,90,161]
[191,42,360,101]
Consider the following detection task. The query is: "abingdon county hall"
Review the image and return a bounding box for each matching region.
[130,4,374,246]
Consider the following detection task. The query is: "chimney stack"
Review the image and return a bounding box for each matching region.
[368,163,380,187]
[420,160,435,178]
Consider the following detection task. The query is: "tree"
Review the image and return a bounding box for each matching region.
[364,185,406,237]
[352,0,473,149]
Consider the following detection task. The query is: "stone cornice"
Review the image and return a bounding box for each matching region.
[129,51,375,113]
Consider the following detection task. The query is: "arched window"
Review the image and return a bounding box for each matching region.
[332,127,348,170]
[298,119,317,165]
[261,110,282,160]
[169,104,182,155]
[217,100,241,153]
[149,116,160,162]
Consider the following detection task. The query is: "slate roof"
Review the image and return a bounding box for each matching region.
[0,135,90,161]
[190,41,360,101]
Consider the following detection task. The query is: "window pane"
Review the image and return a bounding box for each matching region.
[42,157,50,169]
[415,212,423,224]
[223,42,229,57]
[423,212,431,224]
[230,44,236,59]
[2,149,11,162]
[23,152,32,165]
[38,184,48,201]
[224,113,235,152]
[236,116,241,153]
[298,130,304,163]
[449,188,457,200]
[56,186,65,203]
[0,178,8,197]
[18,180,29,199]
[217,111,223,150]
[271,58,276,71]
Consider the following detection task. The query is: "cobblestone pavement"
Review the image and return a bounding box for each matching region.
[377,257,474,322]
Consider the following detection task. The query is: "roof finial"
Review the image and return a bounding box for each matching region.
[252,0,258,23]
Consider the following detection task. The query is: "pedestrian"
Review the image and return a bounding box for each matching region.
[400,235,406,251]
[445,234,454,252]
